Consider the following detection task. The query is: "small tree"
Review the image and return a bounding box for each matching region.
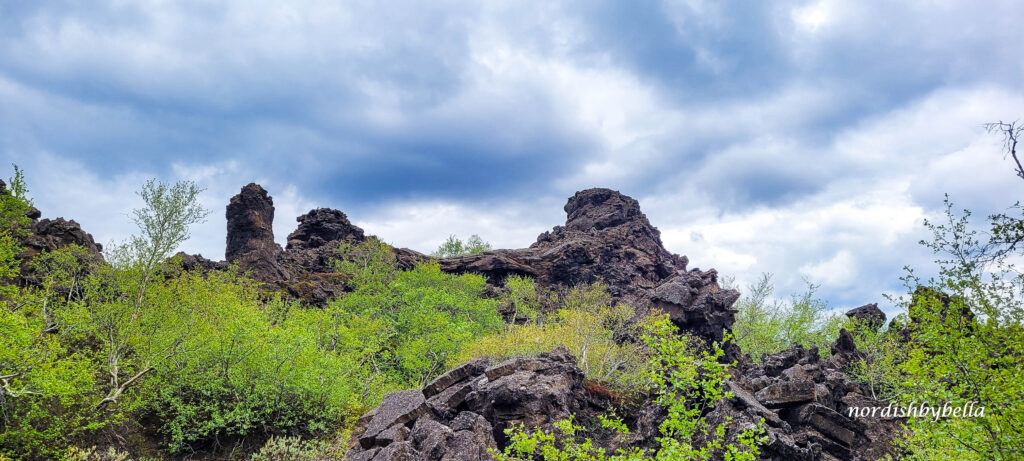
[94,179,209,409]
[433,234,492,258]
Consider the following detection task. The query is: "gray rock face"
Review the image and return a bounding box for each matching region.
[360,390,428,449]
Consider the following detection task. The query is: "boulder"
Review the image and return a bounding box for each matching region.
[359,390,428,449]
[755,379,818,408]
[648,269,739,343]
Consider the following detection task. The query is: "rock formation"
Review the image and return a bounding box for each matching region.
[1,179,105,281]
[347,336,900,461]
[346,348,588,461]
[225,183,289,282]
[845,304,886,330]
[440,188,738,347]
[217,184,426,304]
[286,208,365,251]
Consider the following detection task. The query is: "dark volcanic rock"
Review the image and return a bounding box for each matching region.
[347,348,586,460]
[173,252,227,272]
[440,188,739,345]
[755,379,817,408]
[845,303,886,330]
[349,338,901,460]
[219,184,426,304]
[225,183,287,282]
[649,269,739,343]
[724,332,902,460]
[442,188,687,300]
[286,208,365,250]
[360,390,428,449]
[226,183,278,262]
[23,218,104,259]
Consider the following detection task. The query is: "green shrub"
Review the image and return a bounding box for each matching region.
[731,274,847,361]
[133,271,356,453]
[458,282,648,391]
[432,234,491,258]
[250,436,336,461]
[332,239,505,388]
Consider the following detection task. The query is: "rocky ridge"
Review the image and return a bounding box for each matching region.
[7,181,901,460]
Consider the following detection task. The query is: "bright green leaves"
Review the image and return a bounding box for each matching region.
[432,234,492,258]
[457,282,649,392]
[332,240,503,388]
[731,274,847,362]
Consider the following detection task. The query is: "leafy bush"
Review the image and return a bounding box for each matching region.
[332,238,505,388]
[249,436,335,461]
[457,282,648,391]
[432,234,491,258]
[132,271,356,453]
[880,198,1024,460]
[731,274,847,361]
[493,316,766,461]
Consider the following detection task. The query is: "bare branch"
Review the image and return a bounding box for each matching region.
[985,120,1024,181]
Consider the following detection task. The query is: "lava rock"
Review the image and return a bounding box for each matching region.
[846,303,886,330]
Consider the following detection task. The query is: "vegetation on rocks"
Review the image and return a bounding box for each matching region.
[3,125,1024,460]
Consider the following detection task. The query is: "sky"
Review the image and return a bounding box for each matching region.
[2,0,1023,314]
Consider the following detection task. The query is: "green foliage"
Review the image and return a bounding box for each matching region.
[879,197,1024,460]
[108,179,208,272]
[333,238,505,388]
[504,274,542,322]
[133,272,355,453]
[457,282,648,391]
[432,234,492,258]
[845,324,903,401]
[0,165,33,296]
[494,316,766,461]
[250,436,337,461]
[731,274,847,362]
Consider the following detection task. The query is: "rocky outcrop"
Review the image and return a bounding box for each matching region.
[442,189,687,300]
[286,208,365,251]
[0,180,103,279]
[224,183,288,282]
[440,188,739,345]
[649,269,739,344]
[346,348,588,460]
[845,304,885,330]
[724,336,901,460]
[348,333,900,460]
[207,184,427,304]
[22,218,103,260]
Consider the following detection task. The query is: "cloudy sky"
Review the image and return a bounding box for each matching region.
[2,1,1023,312]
